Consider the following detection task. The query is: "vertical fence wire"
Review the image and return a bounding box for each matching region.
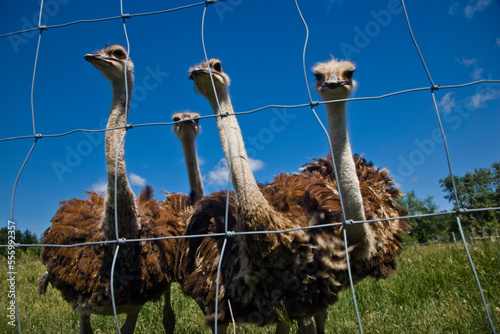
[294,0,364,332]
[401,1,497,333]
[7,0,47,332]
[108,1,134,332]
[200,2,235,332]
[1,1,499,333]
[8,140,39,334]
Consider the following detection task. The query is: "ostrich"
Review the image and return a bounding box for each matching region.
[38,45,179,334]
[172,111,205,204]
[309,57,409,271]
[289,57,409,331]
[177,59,381,334]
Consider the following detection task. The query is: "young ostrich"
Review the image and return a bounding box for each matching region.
[294,57,410,331]
[309,57,409,270]
[177,59,380,334]
[172,111,205,204]
[39,45,179,334]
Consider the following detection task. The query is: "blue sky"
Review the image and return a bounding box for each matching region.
[1,0,499,237]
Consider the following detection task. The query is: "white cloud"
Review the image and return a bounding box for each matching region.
[249,158,265,172]
[129,173,147,187]
[465,0,492,18]
[456,58,476,67]
[207,159,230,186]
[394,182,403,191]
[467,88,500,109]
[90,179,107,193]
[437,92,457,113]
[496,37,500,47]
[471,66,484,81]
[206,157,265,186]
[197,156,206,166]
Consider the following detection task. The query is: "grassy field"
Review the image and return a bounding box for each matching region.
[1,240,499,333]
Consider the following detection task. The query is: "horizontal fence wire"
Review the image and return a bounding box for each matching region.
[2,80,500,143]
[3,207,499,250]
[2,0,499,333]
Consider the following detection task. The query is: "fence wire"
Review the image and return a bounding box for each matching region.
[1,0,499,333]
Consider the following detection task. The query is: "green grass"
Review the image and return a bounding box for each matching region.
[1,241,499,333]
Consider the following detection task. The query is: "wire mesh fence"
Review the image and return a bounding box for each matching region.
[1,0,499,333]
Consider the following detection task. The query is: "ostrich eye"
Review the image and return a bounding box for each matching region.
[344,70,355,80]
[173,116,180,122]
[213,62,222,72]
[313,73,324,82]
[113,49,125,59]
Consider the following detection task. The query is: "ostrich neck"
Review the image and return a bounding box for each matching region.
[207,91,278,233]
[325,101,373,258]
[103,78,138,240]
[326,102,366,222]
[180,137,204,203]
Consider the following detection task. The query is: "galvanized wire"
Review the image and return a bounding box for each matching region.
[1,0,499,333]
[401,1,497,333]
[294,0,364,331]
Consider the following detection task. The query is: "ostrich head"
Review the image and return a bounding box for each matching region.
[84,44,134,83]
[172,111,201,142]
[189,58,230,98]
[312,58,356,101]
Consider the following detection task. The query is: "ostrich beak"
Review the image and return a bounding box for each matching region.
[84,53,107,63]
[321,80,349,90]
[189,68,210,80]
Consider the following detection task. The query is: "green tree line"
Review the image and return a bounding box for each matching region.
[398,161,500,244]
[0,227,40,256]
[1,162,498,250]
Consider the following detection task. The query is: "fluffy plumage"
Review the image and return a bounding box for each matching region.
[301,154,410,279]
[38,45,187,334]
[177,58,409,334]
[39,190,179,310]
[177,175,350,328]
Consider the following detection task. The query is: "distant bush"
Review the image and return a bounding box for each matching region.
[0,227,40,257]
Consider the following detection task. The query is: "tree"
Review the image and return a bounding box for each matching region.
[439,161,500,235]
[397,190,448,244]
[0,227,40,256]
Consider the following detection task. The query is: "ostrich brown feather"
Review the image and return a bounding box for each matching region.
[301,154,410,279]
[39,189,183,312]
[177,173,360,328]
[177,58,410,332]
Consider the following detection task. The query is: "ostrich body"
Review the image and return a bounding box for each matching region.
[177,59,367,333]
[294,57,410,331]
[309,57,409,271]
[39,45,179,334]
[172,111,205,204]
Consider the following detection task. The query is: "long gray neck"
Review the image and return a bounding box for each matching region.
[208,93,261,201]
[326,101,366,222]
[206,88,293,259]
[206,91,281,234]
[326,101,373,259]
[103,76,138,240]
[180,136,204,203]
